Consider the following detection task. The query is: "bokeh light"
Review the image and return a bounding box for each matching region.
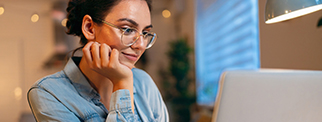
[61,18,67,27]
[14,87,22,101]
[0,7,4,15]
[31,14,39,22]
[162,9,171,18]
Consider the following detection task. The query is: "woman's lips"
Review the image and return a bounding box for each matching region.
[122,52,138,61]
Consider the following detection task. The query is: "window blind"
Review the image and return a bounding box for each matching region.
[195,0,260,106]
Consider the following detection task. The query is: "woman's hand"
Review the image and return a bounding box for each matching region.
[82,41,135,113]
[82,41,133,90]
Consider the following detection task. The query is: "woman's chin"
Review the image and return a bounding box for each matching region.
[120,61,135,69]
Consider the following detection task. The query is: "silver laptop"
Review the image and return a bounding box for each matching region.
[212,69,322,122]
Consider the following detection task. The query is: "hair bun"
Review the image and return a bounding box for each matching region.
[66,0,84,37]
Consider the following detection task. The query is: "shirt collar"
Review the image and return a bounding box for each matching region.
[63,57,100,101]
[63,57,137,99]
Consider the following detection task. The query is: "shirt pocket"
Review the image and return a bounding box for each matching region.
[84,113,105,122]
[152,112,161,122]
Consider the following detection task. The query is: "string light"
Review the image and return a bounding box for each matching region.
[162,9,171,18]
[31,13,39,22]
[0,6,4,15]
[0,5,44,22]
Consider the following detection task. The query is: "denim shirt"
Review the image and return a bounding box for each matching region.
[28,57,169,122]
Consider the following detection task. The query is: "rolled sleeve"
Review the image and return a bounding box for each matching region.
[106,89,134,122]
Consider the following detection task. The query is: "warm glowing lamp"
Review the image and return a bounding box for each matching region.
[265,0,322,24]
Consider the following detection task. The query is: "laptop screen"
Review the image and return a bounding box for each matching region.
[212,69,322,122]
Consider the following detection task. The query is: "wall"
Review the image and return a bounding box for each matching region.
[145,0,176,89]
[145,0,195,92]
[258,1,322,70]
[0,0,56,121]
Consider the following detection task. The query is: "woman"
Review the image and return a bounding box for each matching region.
[27,0,169,121]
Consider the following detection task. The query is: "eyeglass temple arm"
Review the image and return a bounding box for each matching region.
[99,19,120,30]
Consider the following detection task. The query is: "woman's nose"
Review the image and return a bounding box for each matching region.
[130,35,146,50]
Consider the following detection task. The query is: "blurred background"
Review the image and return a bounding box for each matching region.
[0,0,322,122]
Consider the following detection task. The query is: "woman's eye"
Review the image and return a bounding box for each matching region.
[123,28,136,35]
[142,31,148,35]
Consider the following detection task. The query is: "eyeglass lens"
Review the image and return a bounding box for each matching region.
[121,28,156,48]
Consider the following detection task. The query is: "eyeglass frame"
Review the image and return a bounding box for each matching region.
[94,18,157,49]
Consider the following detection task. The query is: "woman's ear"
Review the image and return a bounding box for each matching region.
[82,15,95,41]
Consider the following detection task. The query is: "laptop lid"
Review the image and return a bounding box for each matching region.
[212,69,322,122]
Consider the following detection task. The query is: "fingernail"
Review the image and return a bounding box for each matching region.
[95,41,101,45]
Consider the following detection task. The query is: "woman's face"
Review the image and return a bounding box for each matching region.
[94,0,151,69]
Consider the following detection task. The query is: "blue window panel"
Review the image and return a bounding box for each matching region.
[195,0,260,106]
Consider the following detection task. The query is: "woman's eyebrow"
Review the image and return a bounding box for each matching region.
[117,18,138,27]
[117,18,153,29]
[144,25,153,30]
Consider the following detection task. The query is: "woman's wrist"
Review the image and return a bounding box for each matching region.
[112,78,135,113]
[112,78,133,92]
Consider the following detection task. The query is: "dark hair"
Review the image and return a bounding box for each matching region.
[66,0,152,45]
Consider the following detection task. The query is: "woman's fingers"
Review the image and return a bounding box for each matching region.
[82,41,131,82]
[100,43,111,67]
[109,49,120,69]
[91,42,101,68]
[107,48,132,82]
[82,41,95,65]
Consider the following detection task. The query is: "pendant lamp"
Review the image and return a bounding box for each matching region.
[265,0,322,24]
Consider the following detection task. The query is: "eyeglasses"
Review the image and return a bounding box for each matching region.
[98,19,157,49]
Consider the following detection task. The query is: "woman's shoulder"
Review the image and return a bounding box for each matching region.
[132,68,150,77]
[132,68,159,92]
[132,68,154,84]
[30,71,74,93]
